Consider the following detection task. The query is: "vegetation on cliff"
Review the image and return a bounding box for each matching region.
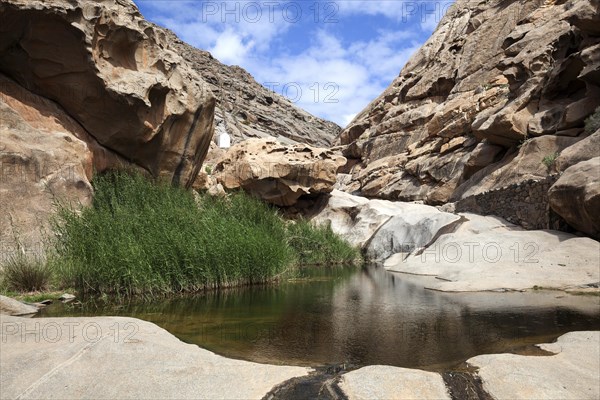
[34,172,360,297]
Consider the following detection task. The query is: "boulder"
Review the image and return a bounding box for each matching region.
[0,296,39,316]
[555,130,600,172]
[454,135,581,200]
[0,0,216,188]
[0,75,93,253]
[213,139,346,206]
[311,190,406,248]
[311,190,461,257]
[549,158,600,239]
[365,209,462,261]
[384,213,600,292]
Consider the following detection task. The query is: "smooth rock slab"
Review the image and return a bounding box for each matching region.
[339,365,450,400]
[468,331,600,400]
[0,296,38,317]
[385,213,600,292]
[0,316,309,400]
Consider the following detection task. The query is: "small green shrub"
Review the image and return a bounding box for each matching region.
[542,152,559,168]
[1,253,52,292]
[204,165,213,175]
[584,107,600,134]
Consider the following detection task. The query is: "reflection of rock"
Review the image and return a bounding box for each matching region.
[468,331,600,400]
[0,75,93,252]
[549,157,600,239]
[337,0,600,206]
[384,213,600,292]
[0,0,215,187]
[213,139,346,206]
[0,296,39,316]
[0,315,309,398]
[339,365,450,400]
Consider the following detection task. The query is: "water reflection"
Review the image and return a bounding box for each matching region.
[40,265,600,370]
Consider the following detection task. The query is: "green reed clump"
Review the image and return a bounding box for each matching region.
[49,172,360,297]
[50,172,294,296]
[286,219,361,266]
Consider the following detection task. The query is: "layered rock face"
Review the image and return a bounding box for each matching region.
[338,0,600,213]
[166,34,341,147]
[212,139,346,206]
[0,0,215,187]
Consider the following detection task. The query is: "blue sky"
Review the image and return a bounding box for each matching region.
[134,1,454,127]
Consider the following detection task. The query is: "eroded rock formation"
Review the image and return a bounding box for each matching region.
[212,139,346,206]
[0,0,215,187]
[0,0,218,251]
[312,192,599,292]
[338,0,600,213]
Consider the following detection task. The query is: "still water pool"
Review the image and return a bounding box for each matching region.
[39,265,600,370]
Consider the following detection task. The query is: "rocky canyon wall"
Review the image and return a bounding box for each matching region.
[337,0,599,238]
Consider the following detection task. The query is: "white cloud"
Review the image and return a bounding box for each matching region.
[247,30,397,126]
[210,29,255,65]
[134,0,439,126]
[336,0,413,21]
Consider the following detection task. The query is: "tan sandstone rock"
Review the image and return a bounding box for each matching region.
[339,365,450,400]
[468,331,600,400]
[384,213,600,292]
[0,295,39,316]
[213,139,346,206]
[0,75,93,253]
[0,0,216,188]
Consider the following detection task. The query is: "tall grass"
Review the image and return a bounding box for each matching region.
[286,220,361,266]
[1,253,52,292]
[50,172,359,297]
